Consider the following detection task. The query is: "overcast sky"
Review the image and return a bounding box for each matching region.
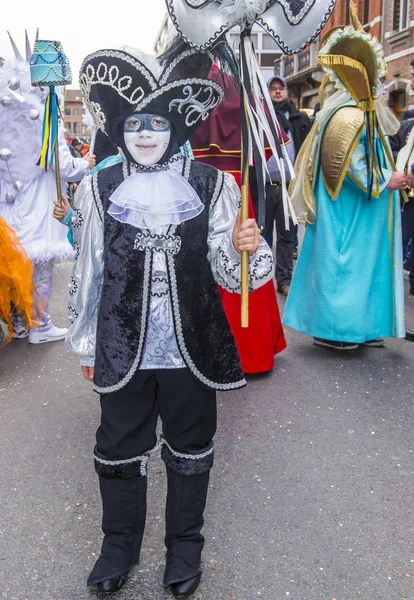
[1,0,167,88]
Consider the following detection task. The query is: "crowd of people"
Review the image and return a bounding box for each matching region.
[0,7,413,599]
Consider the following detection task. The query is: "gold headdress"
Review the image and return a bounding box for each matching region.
[317,3,386,109]
[289,3,402,224]
[316,3,393,199]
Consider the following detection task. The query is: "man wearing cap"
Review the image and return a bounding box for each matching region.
[262,75,311,296]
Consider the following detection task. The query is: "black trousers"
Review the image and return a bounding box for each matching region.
[251,181,294,286]
[402,198,414,289]
[264,183,294,286]
[96,368,217,460]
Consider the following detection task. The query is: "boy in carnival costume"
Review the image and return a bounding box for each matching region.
[66,45,273,597]
[283,5,407,349]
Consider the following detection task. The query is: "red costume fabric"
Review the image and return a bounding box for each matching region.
[191,66,286,373]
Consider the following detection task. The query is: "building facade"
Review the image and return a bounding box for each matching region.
[383,0,414,115]
[153,2,414,115]
[153,14,282,81]
[64,89,86,140]
[275,0,413,115]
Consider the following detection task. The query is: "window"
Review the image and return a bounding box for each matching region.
[362,0,369,25]
[262,34,279,50]
[260,53,278,67]
[343,1,350,24]
[228,32,258,51]
[66,122,71,132]
[65,108,71,115]
[388,89,406,116]
[73,108,79,116]
[393,0,409,31]
[74,122,79,134]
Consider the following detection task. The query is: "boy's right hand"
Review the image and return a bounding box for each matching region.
[81,366,94,382]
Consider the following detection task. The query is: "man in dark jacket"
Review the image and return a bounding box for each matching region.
[390,79,414,341]
[390,117,414,303]
[263,75,311,295]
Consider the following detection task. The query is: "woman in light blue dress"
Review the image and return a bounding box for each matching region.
[283,14,406,349]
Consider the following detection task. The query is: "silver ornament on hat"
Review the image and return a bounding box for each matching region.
[13,180,23,191]
[0,148,12,161]
[1,96,12,107]
[8,77,20,91]
[5,193,15,203]
[29,109,39,120]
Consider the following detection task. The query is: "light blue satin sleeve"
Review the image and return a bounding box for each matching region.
[207,172,274,293]
[66,176,104,366]
[348,136,393,194]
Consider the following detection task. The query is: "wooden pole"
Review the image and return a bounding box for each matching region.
[377,125,409,204]
[240,155,249,328]
[50,87,63,207]
[54,138,63,207]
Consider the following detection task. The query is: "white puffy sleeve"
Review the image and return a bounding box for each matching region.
[66,175,104,366]
[207,172,274,293]
[57,132,90,182]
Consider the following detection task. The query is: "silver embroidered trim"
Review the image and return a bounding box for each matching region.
[70,206,84,228]
[134,230,182,255]
[159,48,214,86]
[185,0,210,6]
[276,0,317,25]
[94,452,147,466]
[128,154,183,173]
[69,275,78,296]
[167,253,246,390]
[122,160,129,180]
[91,173,104,222]
[162,438,213,460]
[210,170,225,209]
[81,50,158,89]
[134,78,223,115]
[167,0,229,51]
[90,101,106,131]
[183,157,191,181]
[256,0,337,55]
[151,275,169,297]
[80,50,158,131]
[169,84,221,126]
[95,452,149,476]
[93,249,152,394]
[183,0,316,24]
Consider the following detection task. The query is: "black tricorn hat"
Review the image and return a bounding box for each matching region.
[79,48,224,147]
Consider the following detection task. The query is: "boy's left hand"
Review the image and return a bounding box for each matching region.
[232,209,261,256]
[53,194,71,222]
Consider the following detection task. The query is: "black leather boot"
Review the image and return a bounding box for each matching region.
[87,449,148,591]
[161,440,214,596]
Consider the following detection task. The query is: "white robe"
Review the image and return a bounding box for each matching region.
[0,133,89,263]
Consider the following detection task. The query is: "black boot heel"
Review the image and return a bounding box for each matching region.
[170,573,201,598]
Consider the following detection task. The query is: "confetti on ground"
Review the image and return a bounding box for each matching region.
[42,402,48,407]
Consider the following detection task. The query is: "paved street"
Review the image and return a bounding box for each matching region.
[0,261,413,600]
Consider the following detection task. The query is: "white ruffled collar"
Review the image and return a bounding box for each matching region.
[108,156,204,229]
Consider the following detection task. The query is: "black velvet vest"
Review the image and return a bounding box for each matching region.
[92,159,245,393]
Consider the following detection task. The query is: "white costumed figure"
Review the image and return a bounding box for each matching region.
[0,33,94,343]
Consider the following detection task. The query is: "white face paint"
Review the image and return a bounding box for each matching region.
[123,113,171,166]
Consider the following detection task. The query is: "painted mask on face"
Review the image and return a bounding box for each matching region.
[123,113,171,166]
